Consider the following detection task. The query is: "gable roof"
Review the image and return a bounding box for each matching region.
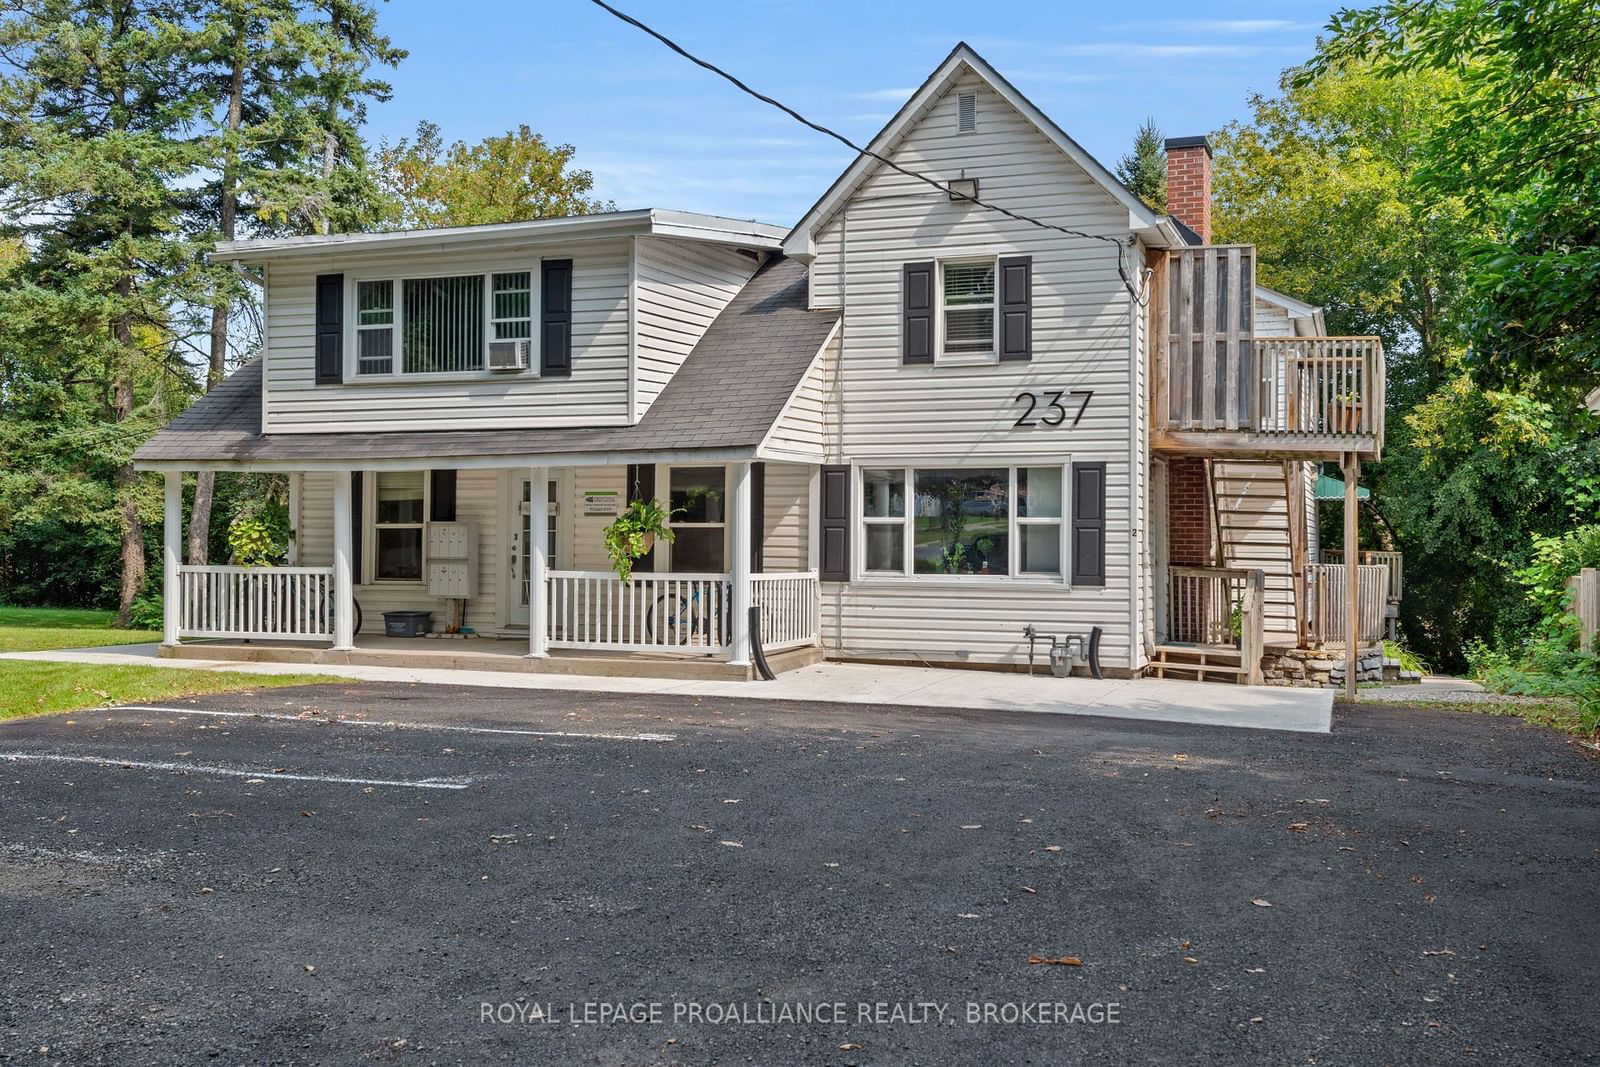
[133,256,838,469]
[783,42,1169,257]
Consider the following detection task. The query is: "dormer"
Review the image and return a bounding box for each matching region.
[216,209,786,434]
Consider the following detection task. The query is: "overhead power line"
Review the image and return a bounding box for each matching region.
[586,0,1146,301]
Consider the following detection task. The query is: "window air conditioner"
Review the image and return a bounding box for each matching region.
[487,340,531,371]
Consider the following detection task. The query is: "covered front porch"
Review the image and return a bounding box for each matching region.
[154,458,823,681]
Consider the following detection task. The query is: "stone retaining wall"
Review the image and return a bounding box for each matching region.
[1260,646,1385,689]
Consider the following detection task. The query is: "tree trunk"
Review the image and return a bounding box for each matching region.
[187,40,246,566]
[112,280,145,627]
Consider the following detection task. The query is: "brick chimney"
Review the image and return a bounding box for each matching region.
[1164,135,1213,243]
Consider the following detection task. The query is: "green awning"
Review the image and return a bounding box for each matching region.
[1314,473,1369,501]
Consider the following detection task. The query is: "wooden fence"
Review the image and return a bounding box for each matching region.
[1306,563,1389,646]
[1569,568,1599,653]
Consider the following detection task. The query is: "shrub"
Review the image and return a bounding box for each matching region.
[1513,524,1600,644]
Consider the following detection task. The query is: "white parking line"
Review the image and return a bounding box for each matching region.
[114,705,677,743]
[0,752,470,791]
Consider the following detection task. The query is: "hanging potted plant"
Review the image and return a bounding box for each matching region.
[603,498,678,583]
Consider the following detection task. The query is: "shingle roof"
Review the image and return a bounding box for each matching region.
[133,256,838,466]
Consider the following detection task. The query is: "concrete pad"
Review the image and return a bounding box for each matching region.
[3,645,1332,733]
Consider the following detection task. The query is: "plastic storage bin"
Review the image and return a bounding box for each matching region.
[382,611,431,638]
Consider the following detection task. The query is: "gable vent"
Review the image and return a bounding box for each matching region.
[957,92,976,132]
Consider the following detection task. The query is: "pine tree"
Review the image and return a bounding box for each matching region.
[0,0,214,623]
[1116,118,1167,214]
[184,0,403,564]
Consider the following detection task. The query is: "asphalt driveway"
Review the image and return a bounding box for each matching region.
[0,684,1596,1064]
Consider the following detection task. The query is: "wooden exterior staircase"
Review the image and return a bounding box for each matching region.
[1209,460,1310,647]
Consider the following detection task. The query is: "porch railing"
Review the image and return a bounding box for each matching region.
[750,571,820,651]
[1166,566,1253,647]
[1306,563,1390,646]
[546,571,731,654]
[176,565,334,641]
[1320,549,1403,602]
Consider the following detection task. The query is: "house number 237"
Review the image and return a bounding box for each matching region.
[1013,389,1092,428]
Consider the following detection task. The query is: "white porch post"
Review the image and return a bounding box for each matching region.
[161,472,182,646]
[332,470,355,651]
[527,465,549,658]
[729,460,753,667]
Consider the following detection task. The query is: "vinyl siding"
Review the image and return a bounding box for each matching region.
[1214,460,1299,644]
[265,240,632,433]
[807,72,1143,670]
[632,237,755,420]
[762,462,811,572]
[761,333,836,461]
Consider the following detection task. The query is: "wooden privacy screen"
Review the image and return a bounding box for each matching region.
[1163,246,1255,431]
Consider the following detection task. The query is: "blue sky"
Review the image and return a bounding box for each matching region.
[369,1,1337,226]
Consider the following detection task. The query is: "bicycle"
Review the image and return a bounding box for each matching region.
[644,584,772,648]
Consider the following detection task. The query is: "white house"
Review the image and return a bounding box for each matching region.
[135,44,1388,688]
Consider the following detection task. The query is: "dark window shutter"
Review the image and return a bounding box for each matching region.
[902,262,934,365]
[625,462,656,573]
[429,470,457,522]
[350,470,364,587]
[1071,462,1106,587]
[750,461,765,573]
[541,259,573,377]
[818,464,851,581]
[998,256,1032,362]
[315,274,344,384]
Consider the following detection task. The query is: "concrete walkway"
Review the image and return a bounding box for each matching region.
[3,643,1334,733]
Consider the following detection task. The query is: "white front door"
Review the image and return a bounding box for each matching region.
[508,476,559,626]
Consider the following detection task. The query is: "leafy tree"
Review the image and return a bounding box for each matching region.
[1309,0,1600,402]
[376,121,612,229]
[1115,118,1167,214]
[1213,62,1479,408]
[0,0,214,623]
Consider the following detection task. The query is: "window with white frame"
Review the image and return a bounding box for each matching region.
[941,259,996,356]
[859,465,1065,579]
[355,280,395,375]
[862,468,906,573]
[372,471,426,581]
[667,466,726,572]
[491,271,533,343]
[353,270,533,377]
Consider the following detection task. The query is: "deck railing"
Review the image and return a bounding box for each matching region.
[176,565,334,641]
[1306,563,1390,646]
[750,571,820,650]
[1255,337,1385,440]
[546,571,731,654]
[1320,549,1403,602]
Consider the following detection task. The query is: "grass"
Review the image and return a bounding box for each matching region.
[0,604,158,653]
[0,660,335,720]
[0,604,337,720]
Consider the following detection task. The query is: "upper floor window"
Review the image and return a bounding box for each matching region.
[354,270,533,377]
[941,259,995,357]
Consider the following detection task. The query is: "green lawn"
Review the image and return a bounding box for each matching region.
[0,660,334,720]
[0,604,159,653]
[0,604,336,719]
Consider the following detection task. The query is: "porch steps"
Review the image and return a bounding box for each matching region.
[1149,643,1247,684]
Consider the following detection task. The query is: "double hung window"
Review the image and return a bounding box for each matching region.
[373,471,426,582]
